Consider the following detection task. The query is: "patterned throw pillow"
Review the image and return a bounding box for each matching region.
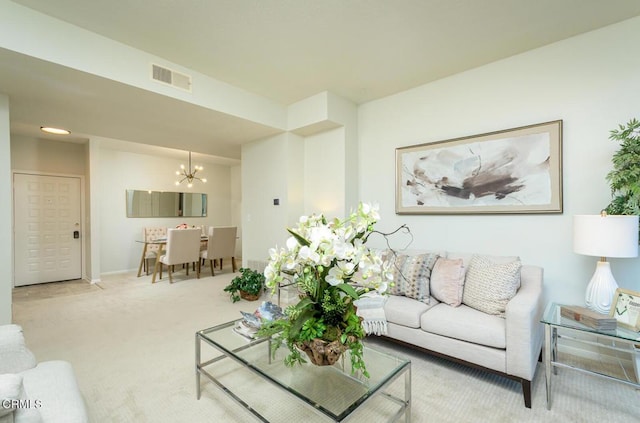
[430,257,466,307]
[462,255,522,317]
[389,253,439,303]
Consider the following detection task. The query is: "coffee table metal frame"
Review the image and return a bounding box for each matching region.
[541,302,640,410]
[196,319,411,422]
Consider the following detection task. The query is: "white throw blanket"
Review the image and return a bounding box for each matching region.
[355,294,388,335]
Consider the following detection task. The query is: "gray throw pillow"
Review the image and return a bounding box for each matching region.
[389,253,439,303]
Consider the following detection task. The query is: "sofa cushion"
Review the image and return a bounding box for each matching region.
[385,295,437,328]
[388,253,439,303]
[421,303,507,349]
[0,373,23,418]
[430,257,466,307]
[21,361,87,423]
[0,326,36,374]
[462,255,521,317]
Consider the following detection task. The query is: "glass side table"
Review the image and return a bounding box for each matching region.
[541,302,640,410]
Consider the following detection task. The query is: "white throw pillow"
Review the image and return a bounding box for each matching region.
[462,255,521,317]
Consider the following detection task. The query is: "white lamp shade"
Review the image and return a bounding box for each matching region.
[573,214,639,258]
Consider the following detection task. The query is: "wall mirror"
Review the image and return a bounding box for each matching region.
[126,190,207,217]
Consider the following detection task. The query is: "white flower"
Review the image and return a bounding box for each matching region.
[264,263,282,288]
[284,255,298,271]
[286,236,299,251]
[326,267,344,286]
[325,261,356,286]
[298,245,320,264]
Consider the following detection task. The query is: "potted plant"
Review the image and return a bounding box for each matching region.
[257,202,395,377]
[223,267,265,303]
[605,118,640,216]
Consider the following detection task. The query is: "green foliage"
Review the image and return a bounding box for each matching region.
[222,267,265,303]
[321,289,348,327]
[256,282,369,377]
[299,317,326,341]
[605,118,640,216]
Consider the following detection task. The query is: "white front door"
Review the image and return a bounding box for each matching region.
[13,173,82,286]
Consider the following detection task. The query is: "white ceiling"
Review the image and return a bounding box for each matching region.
[4,0,640,160]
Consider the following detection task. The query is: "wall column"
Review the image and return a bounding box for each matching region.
[87,138,101,282]
[0,94,12,323]
[241,91,358,267]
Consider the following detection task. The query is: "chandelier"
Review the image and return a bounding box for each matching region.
[175,151,206,188]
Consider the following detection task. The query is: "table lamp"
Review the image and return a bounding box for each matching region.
[573,213,639,314]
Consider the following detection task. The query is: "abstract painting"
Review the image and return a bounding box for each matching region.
[396,120,562,214]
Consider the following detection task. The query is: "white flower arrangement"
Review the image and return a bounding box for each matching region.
[263,202,394,297]
[259,202,396,375]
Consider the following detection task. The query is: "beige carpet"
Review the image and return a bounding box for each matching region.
[11,271,640,423]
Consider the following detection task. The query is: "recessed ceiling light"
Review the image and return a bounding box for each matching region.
[40,126,71,135]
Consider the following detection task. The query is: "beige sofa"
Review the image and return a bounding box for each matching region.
[380,252,544,408]
[0,325,88,423]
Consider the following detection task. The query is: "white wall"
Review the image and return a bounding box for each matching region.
[241,133,304,265]
[0,94,11,324]
[11,136,86,175]
[97,146,234,273]
[304,127,345,216]
[358,17,640,305]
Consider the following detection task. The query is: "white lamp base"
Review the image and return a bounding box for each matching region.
[585,260,618,315]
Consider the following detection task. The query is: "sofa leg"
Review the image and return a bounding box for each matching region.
[522,379,532,409]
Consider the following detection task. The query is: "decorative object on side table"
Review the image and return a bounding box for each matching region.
[572,212,638,314]
[258,202,396,377]
[609,288,640,332]
[559,304,617,330]
[223,267,265,303]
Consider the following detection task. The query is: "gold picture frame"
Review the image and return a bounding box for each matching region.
[609,288,640,332]
[395,120,563,214]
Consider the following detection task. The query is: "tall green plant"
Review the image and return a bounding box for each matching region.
[605,118,640,215]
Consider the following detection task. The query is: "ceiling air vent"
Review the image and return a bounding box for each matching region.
[151,64,192,92]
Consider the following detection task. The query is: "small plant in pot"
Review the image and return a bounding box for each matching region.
[223,267,265,303]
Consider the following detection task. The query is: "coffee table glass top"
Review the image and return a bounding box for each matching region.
[541,302,640,342]
[199,319,410,420]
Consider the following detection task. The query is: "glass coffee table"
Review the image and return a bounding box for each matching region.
[196,319,411,422]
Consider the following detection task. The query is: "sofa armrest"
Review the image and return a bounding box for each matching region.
[0,325,37,374]
[504,265,544,380]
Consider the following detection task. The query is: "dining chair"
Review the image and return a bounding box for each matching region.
[142,227,167,275]
[151,228,202,283]
[200,226,238,276]
[198,225,208,253]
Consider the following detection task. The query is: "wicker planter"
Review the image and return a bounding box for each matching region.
[239,290,260,301]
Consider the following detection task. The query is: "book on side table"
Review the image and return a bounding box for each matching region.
[560,305,617,330]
